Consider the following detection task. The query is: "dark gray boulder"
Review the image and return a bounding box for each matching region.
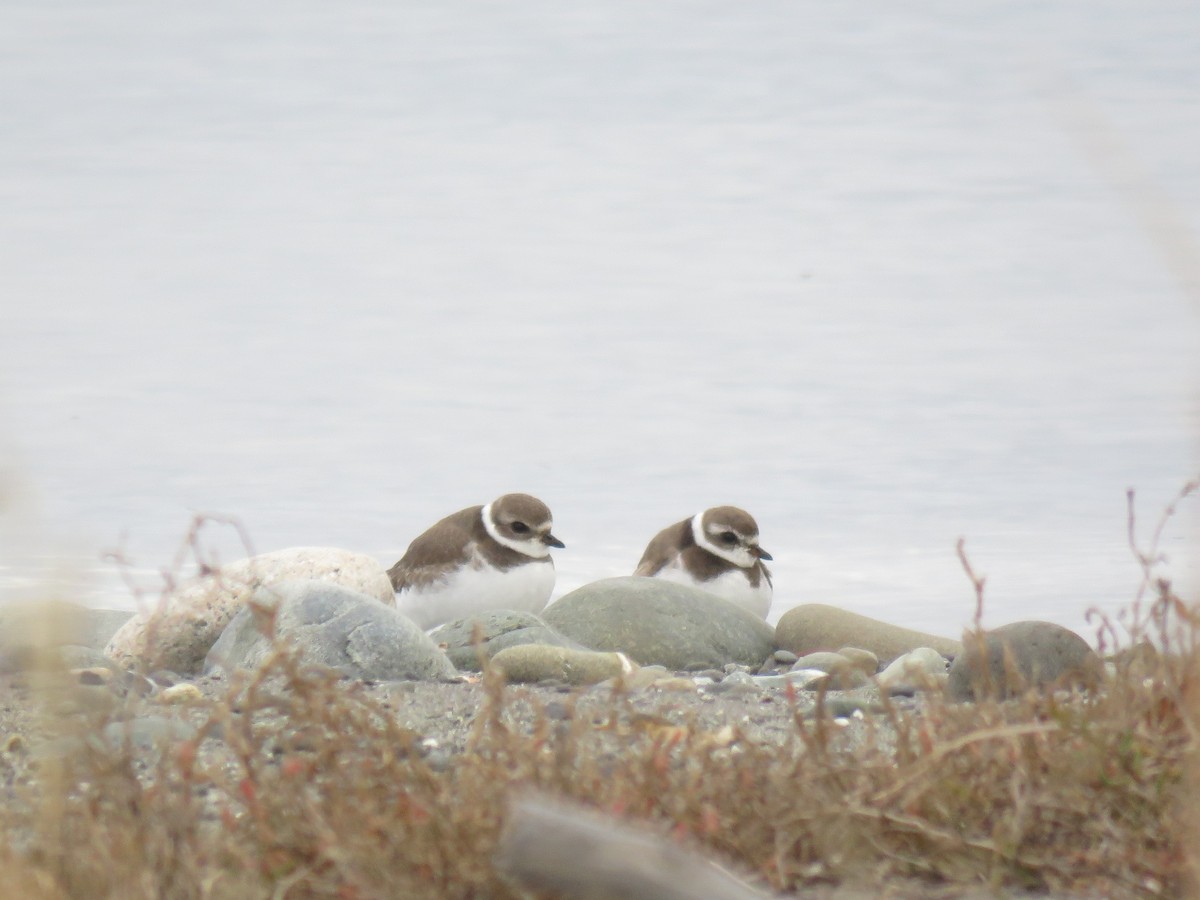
[947,621,1101,702]
[204,580,455,682]
[429,609,588,671]
[542,576,775,671]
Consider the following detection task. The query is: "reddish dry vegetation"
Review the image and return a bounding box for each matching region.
[2,487,1197,898]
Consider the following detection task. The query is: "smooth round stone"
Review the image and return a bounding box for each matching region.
[947,621,1102,702]
[489,645,633,686]
[775,604,961,666]
[836,647,880,675]
[543,576,775,671]
[158,683,204,705]
[205,580,455,682]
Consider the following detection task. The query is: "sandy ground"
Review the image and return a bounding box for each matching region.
[0,665,884,763]
[0,669,1074,899]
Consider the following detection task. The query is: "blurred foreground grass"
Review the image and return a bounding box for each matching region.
[0,485,1196,899]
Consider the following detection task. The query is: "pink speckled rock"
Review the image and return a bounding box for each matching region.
[105,548,395,674]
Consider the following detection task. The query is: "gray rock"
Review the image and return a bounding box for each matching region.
[106,547,395,674]
[947,621,1102,702]
[542,577,776,671]
[775,604,961,666]
[490,645,632,686]
[876,647,948,695]
[158,683,204,705]
[204,580,455,682]
[429,610,588,671]
[0,602,135,673]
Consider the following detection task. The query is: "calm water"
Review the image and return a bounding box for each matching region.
[2,0,1197,639]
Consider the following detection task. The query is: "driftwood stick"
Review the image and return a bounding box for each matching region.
[494,792,771,900]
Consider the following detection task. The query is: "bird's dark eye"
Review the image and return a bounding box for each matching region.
[511,521,530,534]
[720,531,738,544]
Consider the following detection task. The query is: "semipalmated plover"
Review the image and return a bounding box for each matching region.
[634,506,773,618]
[388,493,564,629]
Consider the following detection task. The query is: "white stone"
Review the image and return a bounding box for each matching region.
[876,647,948,695]
[105,547,394,674]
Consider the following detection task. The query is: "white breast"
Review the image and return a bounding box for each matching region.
[651,562,772,619]
[396,557,556,630]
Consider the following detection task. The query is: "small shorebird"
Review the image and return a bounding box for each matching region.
[634,505,772,618]
[388,493,564,629]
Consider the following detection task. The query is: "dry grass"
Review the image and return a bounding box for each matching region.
[1,485,1197,899]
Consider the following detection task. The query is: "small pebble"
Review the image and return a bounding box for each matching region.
[158,683,204,705]
[836,647,880,675]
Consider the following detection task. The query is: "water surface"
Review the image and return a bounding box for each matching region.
[2,0,1197,638]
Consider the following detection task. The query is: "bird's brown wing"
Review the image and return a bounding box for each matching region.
[388,505,483,591]
[633,517,692,576]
